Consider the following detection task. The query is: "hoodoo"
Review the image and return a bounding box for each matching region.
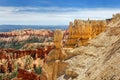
[43,30,68,80]
[65,19,107,48]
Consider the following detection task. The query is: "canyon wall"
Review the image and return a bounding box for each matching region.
[65,19,107,48]
[58,13,120,80]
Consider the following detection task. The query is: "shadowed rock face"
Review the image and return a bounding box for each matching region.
[65,19,107,48]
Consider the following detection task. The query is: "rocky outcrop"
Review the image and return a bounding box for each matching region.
[58,14,120,80]
[65,69,79,79]
[43,30,68,80]
[65,19,107,48]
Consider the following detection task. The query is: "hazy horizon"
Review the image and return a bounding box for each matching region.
[0,25,68,32]
[0,0,120,25]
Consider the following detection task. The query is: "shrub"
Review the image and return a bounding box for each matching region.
[34,67,42,74]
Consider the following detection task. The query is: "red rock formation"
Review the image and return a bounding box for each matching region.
[0,29,54,42]
[0,29,53,37]
[0,46,52,59]
[17,68,40,80]
[0,46,53,76]
[0,64,7,73]
[0,51,9,60]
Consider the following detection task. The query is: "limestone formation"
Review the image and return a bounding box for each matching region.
[65,19,107,48]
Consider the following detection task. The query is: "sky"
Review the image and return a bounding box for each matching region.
[0,0,120,25]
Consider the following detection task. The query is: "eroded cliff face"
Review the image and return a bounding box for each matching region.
[58,14,120,80]
[65,19,107,48]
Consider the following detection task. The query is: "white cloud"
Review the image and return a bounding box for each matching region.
[0,7,120,25]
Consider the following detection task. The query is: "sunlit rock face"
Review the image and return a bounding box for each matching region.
[65,19,107,48]
[58,14,120,80]
[54,30,63,49]
[43,30,68,80]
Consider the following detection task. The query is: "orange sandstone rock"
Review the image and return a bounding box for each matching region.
[65,19,107,48]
